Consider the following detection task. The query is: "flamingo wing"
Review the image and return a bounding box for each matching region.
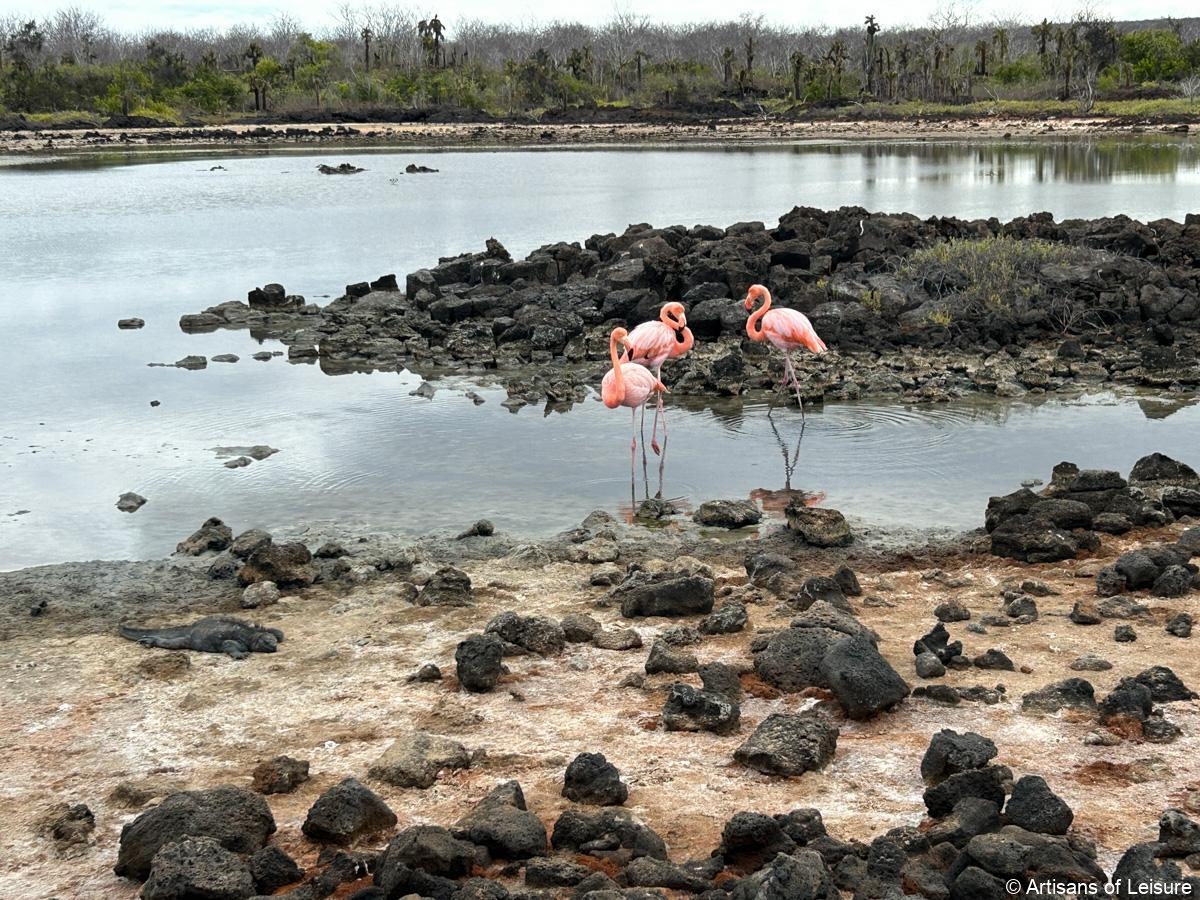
[764,308,827,354]
[623,321,676,369]
[618,363,665,407]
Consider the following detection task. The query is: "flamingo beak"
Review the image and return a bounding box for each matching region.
[674,327,685,342]
[743,296,753,310]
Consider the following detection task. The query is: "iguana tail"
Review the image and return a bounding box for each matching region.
[118,623,189,642]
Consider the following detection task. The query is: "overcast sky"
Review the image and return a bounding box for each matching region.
[0,0,1194,35]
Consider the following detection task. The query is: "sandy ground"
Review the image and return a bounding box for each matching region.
[2,115,1191,155]
[1,521,1198,898]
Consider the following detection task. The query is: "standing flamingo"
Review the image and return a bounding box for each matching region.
[602,327,668,478]
[743,283,827,416]
[621,301,694,454]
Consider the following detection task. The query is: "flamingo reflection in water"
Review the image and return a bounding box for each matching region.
[749,402,826,514]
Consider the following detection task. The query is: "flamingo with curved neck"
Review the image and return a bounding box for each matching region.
[602,327,667,475]
[743,283,827,414]
[621,301,695,454]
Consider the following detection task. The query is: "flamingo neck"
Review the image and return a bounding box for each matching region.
[609,332,625,400]
[676,327,695,355]
[747,289,772,339]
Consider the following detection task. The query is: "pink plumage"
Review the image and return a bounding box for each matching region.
[742,283,828,414]
[756,306,827,354]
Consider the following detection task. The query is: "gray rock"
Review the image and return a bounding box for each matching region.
[754,627,841,691]
[456,633,505,692]
[1154,565,1194,598]
[231,529,273,559]
[377,825,478,877]
[455,781,547,860]
[368,732,470,788]
[644,639,698,675]
[820,635,910,720]
[563,752,628,806]
[693,499,762,528]
[593,628,643,651]
[915,652,946,679]
[1095,566,1126,596]
[1114,624,1137,642]
[524,856,593,887]
[1134,666,1198,702]
[785,505,853,547]
[1020,678,1096,713]
[250,756,309,795]
[934,600,971,622]
[248,844,302,894]
[418,566,474,606]
[117,492,147,513]
[699,600,748,634]
[925,798,1001,847]
[1004,775,1074,834]
[142,836,255,900]
[1167,614,1193,638]
[114,786,276,880]
[699,662,744,700]
[562,613,601,642]
[614,572,715,618]
[728,849,838,900]
[923,765,1010,817]
[793,576,851,612]
[550,807,667,860]
[1069,654,1112,672]
[301,777,397,844]
[661,683,740,735]
[176,517,234,556]
[240,581,280,609]
[973,649,1014,671]
[920,731,998,784]
[734,713,838,776]
[1159,809,1200,858]
[487,611,565,656]
[237,541,314,588]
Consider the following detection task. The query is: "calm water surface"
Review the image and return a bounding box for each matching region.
[2,140,1198,569]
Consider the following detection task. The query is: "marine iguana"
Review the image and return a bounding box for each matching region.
[118,615,284,659]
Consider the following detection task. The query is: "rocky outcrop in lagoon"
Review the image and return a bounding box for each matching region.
[178,207,1200,408]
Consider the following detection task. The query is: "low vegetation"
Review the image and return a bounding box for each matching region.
[0,9,1198,123]
[897,237,1111,329]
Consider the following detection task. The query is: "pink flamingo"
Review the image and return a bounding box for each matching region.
[602,327,668,475]
[621,301,695,454]
[743,283,827,416]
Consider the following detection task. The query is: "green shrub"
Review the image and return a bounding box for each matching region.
[897,237,1110,329]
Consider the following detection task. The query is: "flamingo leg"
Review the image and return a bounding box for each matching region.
[784,352,806,420]
[629,406,638,496]
[657,362,667,453]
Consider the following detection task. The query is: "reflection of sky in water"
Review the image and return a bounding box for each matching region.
[1,143,1199,569]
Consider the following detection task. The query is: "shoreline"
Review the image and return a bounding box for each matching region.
[2,115,1194,155]
[2,460,1199,897]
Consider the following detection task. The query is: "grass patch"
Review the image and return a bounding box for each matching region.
[22,110,104,126]
[897,236,1111,329]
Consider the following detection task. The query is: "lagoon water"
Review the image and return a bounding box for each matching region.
[2,139,1199,569]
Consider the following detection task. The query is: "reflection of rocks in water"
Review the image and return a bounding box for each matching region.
[1138,396,1200,420]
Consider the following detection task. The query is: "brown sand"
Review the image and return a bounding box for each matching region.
[1,523,1198,897]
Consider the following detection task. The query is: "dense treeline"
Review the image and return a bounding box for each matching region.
[2,7,1199,122]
